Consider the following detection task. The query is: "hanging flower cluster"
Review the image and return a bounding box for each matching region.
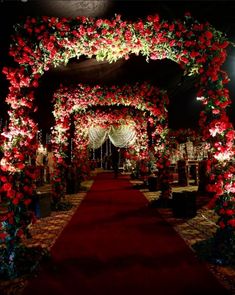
[0,12,234,261]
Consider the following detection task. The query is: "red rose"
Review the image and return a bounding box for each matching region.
[218,221,225,229]
[226,209,234,216]
[153,14,160,22]
[219,41,229,49]
[24,199,31,206]
[228,219,235,227]
[2,182,12,192]
[16,192,23,199]
[226,130,235,141]
[16,163,25,170]
[219,208,225,215]
[0,176,7,183]
[32,80,39,88]
[12,198,19,205]
[204,31,213,39]
[16,229,24,237]
[7,189,15,198]
[190,51,199,58]
[180,56,189,64]
[0,232,7,240]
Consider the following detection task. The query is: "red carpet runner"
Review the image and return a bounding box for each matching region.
[24,173,229,295]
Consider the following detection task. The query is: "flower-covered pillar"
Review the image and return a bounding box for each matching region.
[153,125,172,199]
[131,120,151,177]
[50,92,71,203]
[0,67,39,272]
[73,113,91,182]
[198,57,235,245]
[124,121,148,164]
[148,90,171,199]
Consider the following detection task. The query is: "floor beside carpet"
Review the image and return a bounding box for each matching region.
[22,172,229,295]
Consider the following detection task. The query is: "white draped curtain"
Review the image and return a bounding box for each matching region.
[88,126,108,149]
[88,125,136,149]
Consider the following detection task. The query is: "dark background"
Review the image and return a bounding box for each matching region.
[0,0,235,136]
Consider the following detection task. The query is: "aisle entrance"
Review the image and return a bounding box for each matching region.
[23,173,228,295]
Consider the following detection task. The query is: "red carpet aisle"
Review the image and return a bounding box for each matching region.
[23,173,229,295]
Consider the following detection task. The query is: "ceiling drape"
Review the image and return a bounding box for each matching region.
[88,125,136,149]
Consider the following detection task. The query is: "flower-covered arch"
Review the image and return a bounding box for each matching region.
[73,107,151,178]
[51,82,169,200]
[1,13,234,269]
[51,82,168,155]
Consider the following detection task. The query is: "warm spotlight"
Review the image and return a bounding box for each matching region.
[196,96,205,101]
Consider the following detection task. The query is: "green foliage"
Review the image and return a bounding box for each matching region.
[0,245,50,280]
[192,228,235,265]
[51,200,73,211]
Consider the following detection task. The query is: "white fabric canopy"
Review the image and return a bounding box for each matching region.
[88,125,136,149]
[88,126,108,149]
[109,125,136,148]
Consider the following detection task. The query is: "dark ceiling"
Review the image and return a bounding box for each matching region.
[1,0,235,134]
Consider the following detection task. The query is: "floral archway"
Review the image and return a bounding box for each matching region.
[74,108,150,179]
[51,82,169,200]
[1,12,234,271]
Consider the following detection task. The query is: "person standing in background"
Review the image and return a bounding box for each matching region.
[47,146,55,182]
[36,149,46,186]
[112,147,120,178]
